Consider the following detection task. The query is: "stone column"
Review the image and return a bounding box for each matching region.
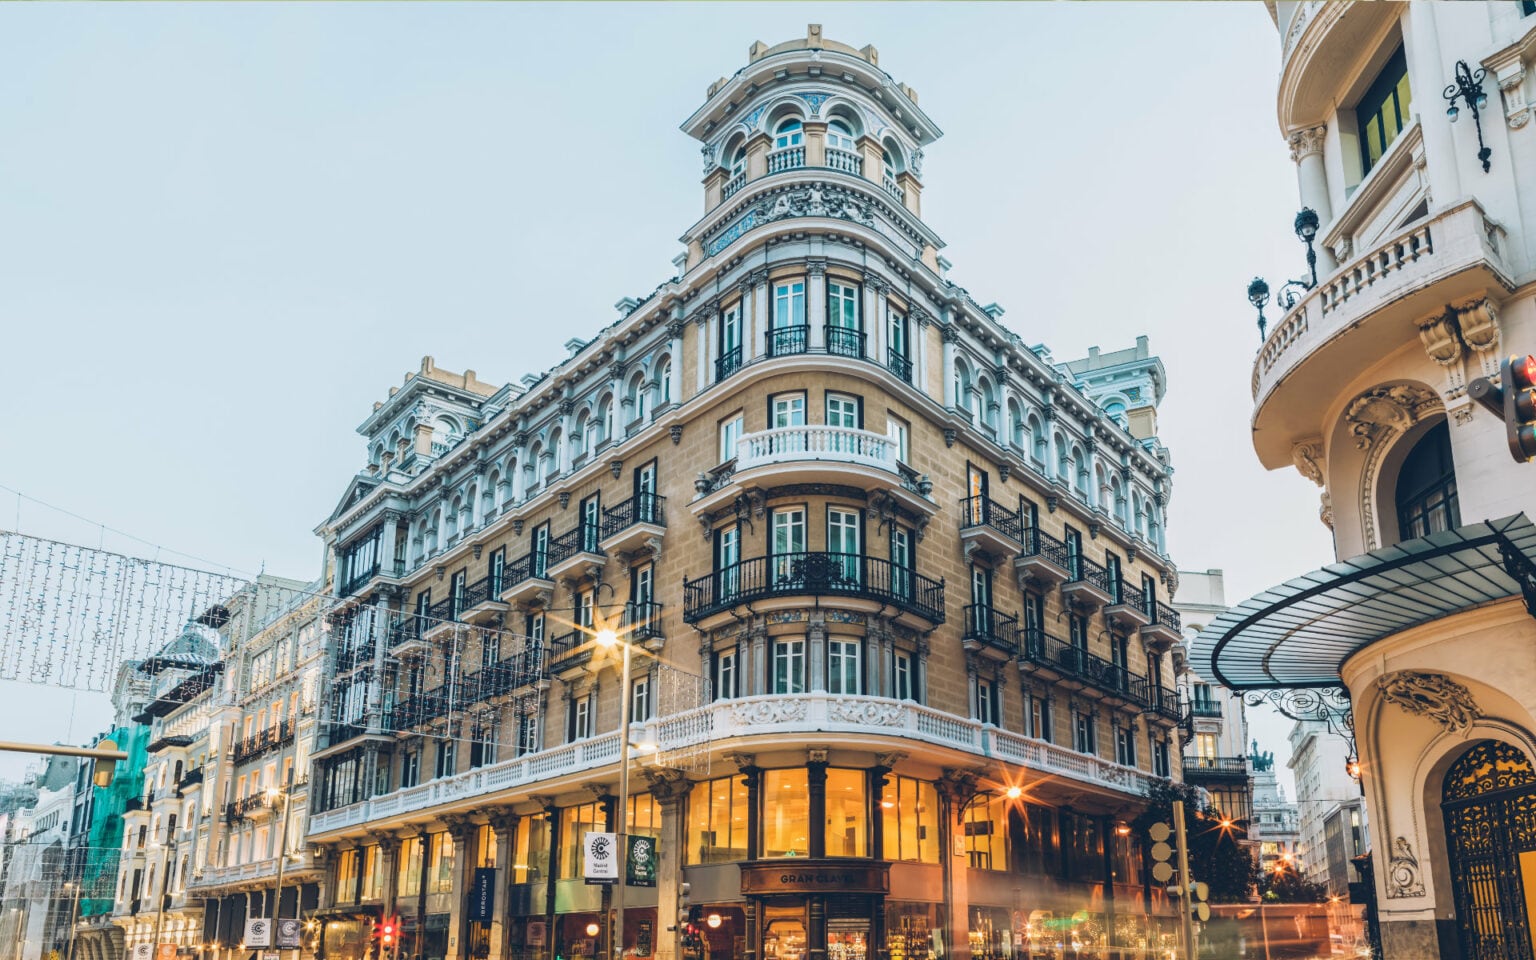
[511,435,528,504]
[807,261,827,350]
[645,771,692,960]
[807,613,826,693]
[376,834,401,917]
[941,320,958,408]
[445,820,478,960]
[693,315,710,394]
[739,279,759,363]
[380,516,401,578]
[667,311,686,406]
[1043,402,1060,483]
[558,401,575,475]
[488,816,516,960]
[752,272,769,359]
[1084,428,1101,511]
[912,310,931,396]
[1288,125,1337,271]
[936,775,974,960]
[750,629,767,697]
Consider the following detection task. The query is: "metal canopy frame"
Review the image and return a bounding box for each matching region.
[1196,514,1536,691]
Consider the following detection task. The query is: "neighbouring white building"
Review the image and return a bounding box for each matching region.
[1195,3,1536,957]
[1175,570,1254,825]
[1248,743,1301,875]
[0,755,80,960]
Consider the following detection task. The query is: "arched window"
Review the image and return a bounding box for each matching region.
[954,361,973,415]
[882,150,897,182]
[1030,417,1047,465]
[774,119,804,149]
[1008,400,1025,449]
[628,372,648,426]
[598,395,614,442]
[369,443,383,466]
[1395,420,1460,540]
[571,413,589,457]
[658,359,673,405]
[979,380,998,432]
[1072,446,1089,497]
[1104,401,1127,428]
[730,144,747,179]
[827,119,856,152]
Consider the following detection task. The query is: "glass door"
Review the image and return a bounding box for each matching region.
[828,507,862,585]
[773,508,806,585]
[634,462,657,524]
[890,526,912,601]
[716,525,739,601]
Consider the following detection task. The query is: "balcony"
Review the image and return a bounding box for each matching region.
[1061,556,1114,612]
[460,574,509,625]
[825,325,865,359]
[886,347,912,384]
[1015,527,1071,589]
[825,147,862,176]
[421,594,464,641]
[389,685,463,732]
[1251,199,1513,468]
[1183,756,1251,781]
[715,345,743,382]
[308,693,1150,838]
[225,794,272,824]
[1190,700,1224,719]
[766,146,805,174]
[961,605,1018,661]
[388,616,431,659]
[1146,687,1182,725]
[765,324,809,357]
[682,552,944,629]
[1019,629,1149,710]
[599,493,666,557]
[1140,601,1182,650]
[959,496,1023,560]
[545,525,606,581]
[1103,579,1151,631]
[231,721,296,764]
[499,551,555,608]
[620,601,665,651]
[722,171,746,199]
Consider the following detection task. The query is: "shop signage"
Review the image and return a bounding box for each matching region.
[245,919,271,948]
[527,921,547,947]
[739,861,889,895]
[627,836,656,887]
[584,832,618,884]
[276,920,301,949]
[132,947,152,960]
[468,868,496,922]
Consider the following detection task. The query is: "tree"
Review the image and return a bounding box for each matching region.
[1260,863,1329,903]
[1134,778,1262,903]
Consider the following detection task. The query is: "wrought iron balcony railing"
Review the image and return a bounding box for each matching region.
[1021,527,1072,570]
[715,345,743,382]
[1020,628,1151,707]
[825,325,865,359]
[960,495,1024,544]
[887,347,912,384]
[600,493,666,541]
[962,604,1019,655]
[621,601,665,645]
[766,325,809,357]
[683,552,944,624]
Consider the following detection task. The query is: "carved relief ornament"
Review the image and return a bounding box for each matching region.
[1376,671,1482,733]
[1344,384,1441,450]
[1386,837,1427,899]
[1291,438,1325,487]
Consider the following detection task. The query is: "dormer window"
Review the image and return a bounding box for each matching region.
[774,119,804,149]
[827,120,856,153]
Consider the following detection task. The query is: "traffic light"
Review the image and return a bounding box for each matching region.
[92,739,119,788]
[373,917,398,958]
[1187,881,1211,923]
[677,881,692,927]
[1147,821,1175,884]
[1468,354,1536,463]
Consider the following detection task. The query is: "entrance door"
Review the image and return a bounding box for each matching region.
[1444,740,1536,960]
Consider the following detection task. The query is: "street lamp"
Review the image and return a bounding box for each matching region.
[1247,278,1271,341]
[594,624,636,960]
[266,773,295,959]
[1294,207,1320,288]
[1444,60,1493,172]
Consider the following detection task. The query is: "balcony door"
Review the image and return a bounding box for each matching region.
[827,393,860,454]
[1064,525,1083,579]
[489,549,505,597]
[827,280,862,358]
[890,526,912,601]
[771,393,806,454]
[1105,551,1123,603]
[828,507,862,585]
[772,508,806,585]
[715,525,740,601]
[718,304,742,377]
[580,493,601,553]
[630,563,655,635]
[450,570,467,620]
[634,461,657,524]
[532,524,550,578]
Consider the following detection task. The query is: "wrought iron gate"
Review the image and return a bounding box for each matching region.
[1443,740,1536,960]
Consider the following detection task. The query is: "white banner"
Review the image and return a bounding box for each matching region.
[583,831,618,883]
[245,917,272,947]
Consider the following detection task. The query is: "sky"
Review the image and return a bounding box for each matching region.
[0,2,1334,796]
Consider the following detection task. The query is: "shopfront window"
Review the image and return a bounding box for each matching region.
[688,776,750,864]
[335,849,359,905]
[1061,811,1106,883]
[762,769,811,858]
[398,835,423,897]
[474,824,496,868]
[513,813,550,884]
[561,802,608,878]
[361,844,383,900]
[881,776,939,864]
[968,907,1015,960]
[825,768,867,857]
[886,903,941,960]
[428,832,455,893]
[1015,804,1055,876]
[963,795,1007,871]
[628,793,660,840]
[763,907,807,960]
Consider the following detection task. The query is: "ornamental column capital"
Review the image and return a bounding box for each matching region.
[1288,124,1327,162]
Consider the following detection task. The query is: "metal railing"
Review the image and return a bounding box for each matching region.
[766,325,809,356]
[683,552,944,623]
[960,495,1024,544]
[887,348,912,383]
[715,345,743,382]
[1020,629,1150,707]
[547,524,603,567]
[1190,700,1224,718]
[1021,527,1071,569]
[1110,577,1144,610]
[231,720,296,764]
[621,601,664,644]
[600,493,666,540]
[1150,601,1182,632]
[1183,756,1250,776]
[825,325,865,359]
[962,605,1019,655]
[1068,554,1113,595]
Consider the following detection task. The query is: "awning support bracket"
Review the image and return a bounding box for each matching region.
[1496,533,1536,620]
[1241,686,1357,760]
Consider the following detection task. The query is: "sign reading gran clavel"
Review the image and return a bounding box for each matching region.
[738,861,889,895]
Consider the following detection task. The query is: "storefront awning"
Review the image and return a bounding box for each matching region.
[1195,514,1536,690]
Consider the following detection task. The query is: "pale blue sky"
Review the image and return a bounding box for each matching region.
[0,3,1329,789]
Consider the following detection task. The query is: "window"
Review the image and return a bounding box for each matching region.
[428,832,455,894]
[828,639,862,695]
[886,414,909,463]
[827,507,862,582]
[568,695,594,742]
[718,304,743,380]
[631,675,651,723]
[401,749,420,789]
[963,794,1006,871]
[1153,738,1171,778]
[975,677,998,726]
[513,810,549,883]
[398,836,424,896]
[893,649,916,702]
[515,711,540,757]
[824,768,867,857]
[1116,725,1137,766]
[827,280,860,333]
[773,281,806,328]
[714,648,738,700]
[1356,46,1412,176]
[434,740,456,779]
[762,769,811,858]
[1395,421,1459,540]
[716,524,740,600]
[826,393,860,429]
[827,119,856,152]
[531,524,550,578]
[580,494,601,552]
[773,639,806,694]
[658,361,672,405]
[771,507,806,583]
[771,392,806,428]
[774,118,804,149]
[719,413,744,463]
[1030,693,1053,742]
[882,149,898,183]
[687,775,750,864]
[559,803,607,878]
[882,776,939,863]
[361,844,383,900]
[575,589,594,631]
[1074,711,1097,755]
[729,144,746,179]
[890,525,913,601]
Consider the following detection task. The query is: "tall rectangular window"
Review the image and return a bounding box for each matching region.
[513,810,549,883]
[580,494,601,552]
[886,414,909,463]
[771,392,806,428]
[975,678,998,726]
[1357,46,1412,176]
[893,649,915,702]
[773,639,806,694]
[516,712,540,757]
[719,413,744,463]
[532,524,550,578]
[824,768,867,857]
[827,639,862,695]
[962,794,1007,871]
[714,648,738,701]
[827,280,860,329]
[687,776,750,865]
[1074,711,1097,755]
[631,675,651,723]
[568,695,593,742]
[1030,694,1053,742]
[827,507,862,582]
[761,769,811,858]
[398,836,424,897]
[774,281,806,328]
[881,776,939,864]
[401,750,420,789]
[559,803,607,879]
[428,832,455,894]
[1116,725,1137,766]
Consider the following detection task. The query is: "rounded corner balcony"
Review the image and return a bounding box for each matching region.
[682,553,945,632]
[1251,198,1513,468]
[691,424,936,517]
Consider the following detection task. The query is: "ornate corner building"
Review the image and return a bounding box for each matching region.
[1197,4,1536,959]
[307,27,1183,960]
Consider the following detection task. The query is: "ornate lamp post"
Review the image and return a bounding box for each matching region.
[1444,60,1492,173]
[1247,278,1271,341]
[1294,207,1320,288]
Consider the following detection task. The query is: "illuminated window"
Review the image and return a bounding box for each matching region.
[361,844,383,900]
[397,836,423,897]
[1356,46,1413,176]
[427,832,455,894]
[512,813,549,884]
[335,849,359,905]
[627,794,660,841]
[560,802,607,878]
[687,776,749,865]
[881,776,939,864]
[824,768,867,857]
[963,794,1007,871]
[761,769,811,858]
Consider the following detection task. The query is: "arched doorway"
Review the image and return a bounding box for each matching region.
[1443,740,1536,959]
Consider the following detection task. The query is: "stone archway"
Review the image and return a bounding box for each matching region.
[1442,740,1536,959]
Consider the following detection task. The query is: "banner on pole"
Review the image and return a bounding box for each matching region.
[583,831,618,884]
[627,835,656,887]
[245,918,272,947]
[277,919,302,949]
[468,867,496,922]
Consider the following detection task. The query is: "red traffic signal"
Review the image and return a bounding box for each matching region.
[378,919,397,947]
[1507,354,1536,462]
